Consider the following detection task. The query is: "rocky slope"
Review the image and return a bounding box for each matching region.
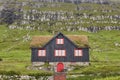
[31,0,110,4]
[0,0,110,4]
[0,0,120,33]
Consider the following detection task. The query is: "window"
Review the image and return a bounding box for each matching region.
[74,49,83,57]
[38,49,46,57]
[55,50,66,57]
[56,38,64,44]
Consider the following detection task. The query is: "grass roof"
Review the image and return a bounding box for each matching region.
[30,35,89,48]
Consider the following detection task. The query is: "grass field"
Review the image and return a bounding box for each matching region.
[0,25,120,79]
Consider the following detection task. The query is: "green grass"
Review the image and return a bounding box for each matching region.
[0,0,120,78]
[67,75,120,80]
[0,25,53,74]
[0,25,120,76]
[94,76,120,80]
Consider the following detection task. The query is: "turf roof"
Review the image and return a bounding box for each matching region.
[30,34,89,48]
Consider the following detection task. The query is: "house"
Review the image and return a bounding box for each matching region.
[30,32,89,72]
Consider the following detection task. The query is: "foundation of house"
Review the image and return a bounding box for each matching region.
[32,62,90,71]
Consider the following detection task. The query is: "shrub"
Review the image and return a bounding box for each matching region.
[71,65,85,70]
[0,58,3,61]
[67,76,95,80]
[28,72,52,79]
[0,71,21,76]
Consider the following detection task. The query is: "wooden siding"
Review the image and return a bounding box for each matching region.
[31,33,89,62]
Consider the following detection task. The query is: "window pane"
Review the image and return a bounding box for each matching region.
[56,39,64,44]
[79,50,82,56]
[42,50,45,56]
[38,50,46,56]
[58,39,60,44]
[76,52,78,56]
[62,50,65,56]
[57,50,59,56]
[59,50,61,56]
[57,39,60,44]
[61,39,64,44]
[61,50,63,56]
[43,51,45,56]
[55,50,58,56]
[41,50,43,56]
[55,50,66,56]
[43,50,45,54]
[38,50,41,56]
[75,49,82,56]
[75,50,78,56]
[60,39,62,44]
[38,53,41,56]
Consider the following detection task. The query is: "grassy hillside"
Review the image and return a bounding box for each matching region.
[0,25,52,74]
[0,25,120,77]
[0,1,120,79]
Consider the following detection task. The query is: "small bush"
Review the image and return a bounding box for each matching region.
[72,65,85,71]
[0,71,21,76]
[6,71,21,76]
[67,76,95,80]
[0,58,3,61]
[28,72,52,79]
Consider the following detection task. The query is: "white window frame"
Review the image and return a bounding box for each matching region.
[56,38,64,44]
[74,49,83,57]
[38,49,46,57]
[55,50,66,57]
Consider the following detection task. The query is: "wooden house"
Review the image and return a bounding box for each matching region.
[30,32,89,72]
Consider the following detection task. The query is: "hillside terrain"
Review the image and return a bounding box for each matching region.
[0,0,120,80]
[0,0,120,33]
[0,25,120,79]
